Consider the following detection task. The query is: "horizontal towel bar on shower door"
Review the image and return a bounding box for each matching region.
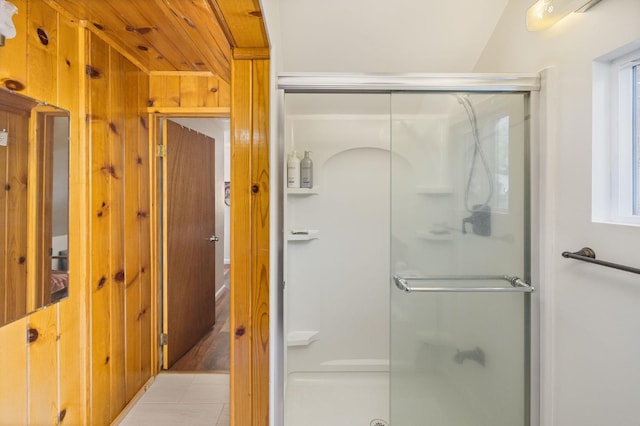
[393,275,534,293]
[562,247,640,275]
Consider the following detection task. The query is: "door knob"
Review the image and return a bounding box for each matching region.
[209,235,219,242]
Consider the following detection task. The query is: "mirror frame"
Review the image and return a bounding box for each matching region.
[0,88,70,327]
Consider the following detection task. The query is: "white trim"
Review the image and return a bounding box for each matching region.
[593,41,640,226]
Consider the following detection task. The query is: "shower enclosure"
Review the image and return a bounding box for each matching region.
[276,74,540,426]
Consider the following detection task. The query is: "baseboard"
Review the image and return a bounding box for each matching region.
[110,376,155,425]
[215,285,227,299]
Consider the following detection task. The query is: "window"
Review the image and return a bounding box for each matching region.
[592,42,640,225]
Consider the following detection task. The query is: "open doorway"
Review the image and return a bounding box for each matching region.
[157,117,231,372]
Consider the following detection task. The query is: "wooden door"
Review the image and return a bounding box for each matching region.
[163,119,217,368]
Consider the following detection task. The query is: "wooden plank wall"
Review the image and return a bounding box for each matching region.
[230,57,270,426]
[148,73,231,110]
[86,32,153,425]
[0,1,87,424]
[0,1,153,424]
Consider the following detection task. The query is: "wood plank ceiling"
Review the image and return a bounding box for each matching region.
[52,0,269,83]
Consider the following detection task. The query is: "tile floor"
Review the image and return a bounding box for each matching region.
[117,373,229,426]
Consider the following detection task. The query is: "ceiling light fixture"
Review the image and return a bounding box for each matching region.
[526,0,603,31]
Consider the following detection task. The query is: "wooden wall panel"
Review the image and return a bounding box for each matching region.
[26,0,59,103]
[28,306,59,425]
[230,57,270,426]
[0,318,27,425]
[108,45,128,419]
[124,59,142,401]
[250,59,270,425]
[87,32,113,426]
[57,13,87,426]
[138,72,153,382]
[87,32,155,425]
[149,73,231,109]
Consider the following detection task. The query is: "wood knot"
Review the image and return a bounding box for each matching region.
[140,117,148,129]
[210,87,218,93]
[65,59,71,67]
[183,17,196,28]
[137,211,148,218]
[3,79,25,91]
[36,28,49,45]
[251,184,259,194]
[28,328,39,343]
[58,409,67,423]
[108,122,119,135]
[249,10,262,17]
[100,165,119,179]
[136,156,143,165]
[85,65,102,79]
[105,356,110,364]
[137,308,147,320]
[137,45,149,51]
[97,276,107,289]
[18,256,26,264]
[126,25,153,35]
[195,61,205,66]
[93,23,104,31]
[146,99,155,107]
[4,184,10,191]
[114,270,125,282]
[235,326,246,337]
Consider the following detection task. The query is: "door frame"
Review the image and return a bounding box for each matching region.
[148,110,230,374]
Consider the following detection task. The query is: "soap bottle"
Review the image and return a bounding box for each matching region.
[287,151,300,188]
[300,151,313,188]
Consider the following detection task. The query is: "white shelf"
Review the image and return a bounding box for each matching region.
[287,331,319,347]
[287,230,320,241]
[287,187,320,195]
[415,230,453,241]
[416,186,453,195]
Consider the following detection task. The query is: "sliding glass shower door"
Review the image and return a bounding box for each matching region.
[390,92,532,426]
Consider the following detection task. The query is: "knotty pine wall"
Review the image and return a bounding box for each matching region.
[230,57,270,426]
[0,1,153,424]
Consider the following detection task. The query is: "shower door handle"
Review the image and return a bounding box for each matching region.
[393,275,534,293]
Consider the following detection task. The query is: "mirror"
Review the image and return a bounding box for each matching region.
[0,88,69,327]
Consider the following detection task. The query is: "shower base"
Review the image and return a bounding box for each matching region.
[285,371,389,426]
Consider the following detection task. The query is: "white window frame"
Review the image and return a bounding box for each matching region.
[593,41,640,226]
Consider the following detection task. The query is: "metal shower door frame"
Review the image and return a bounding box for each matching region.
[273,72,542,426]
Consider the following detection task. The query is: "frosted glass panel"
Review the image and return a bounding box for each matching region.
[390,92,530,426]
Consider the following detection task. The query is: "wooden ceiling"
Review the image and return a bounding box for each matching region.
[51,0,270,82]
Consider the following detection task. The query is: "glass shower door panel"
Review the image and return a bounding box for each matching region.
[390,92,531,426]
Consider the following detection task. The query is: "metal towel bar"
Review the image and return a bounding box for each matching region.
[393,275,534,293]
[562,247,640,275]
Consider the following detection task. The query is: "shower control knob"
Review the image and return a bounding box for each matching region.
[209,235,219,242]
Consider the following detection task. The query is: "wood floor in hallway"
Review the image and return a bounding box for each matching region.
[170,266,230,372]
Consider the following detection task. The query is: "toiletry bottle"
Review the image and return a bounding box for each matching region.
[287,151,300,188]
[300,151,313,188]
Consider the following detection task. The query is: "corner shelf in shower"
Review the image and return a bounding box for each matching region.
[415,230,453,241]
[287,230,320,241]
[287,187,320,196]
[287,330,320,347]
[415,186,453,195]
